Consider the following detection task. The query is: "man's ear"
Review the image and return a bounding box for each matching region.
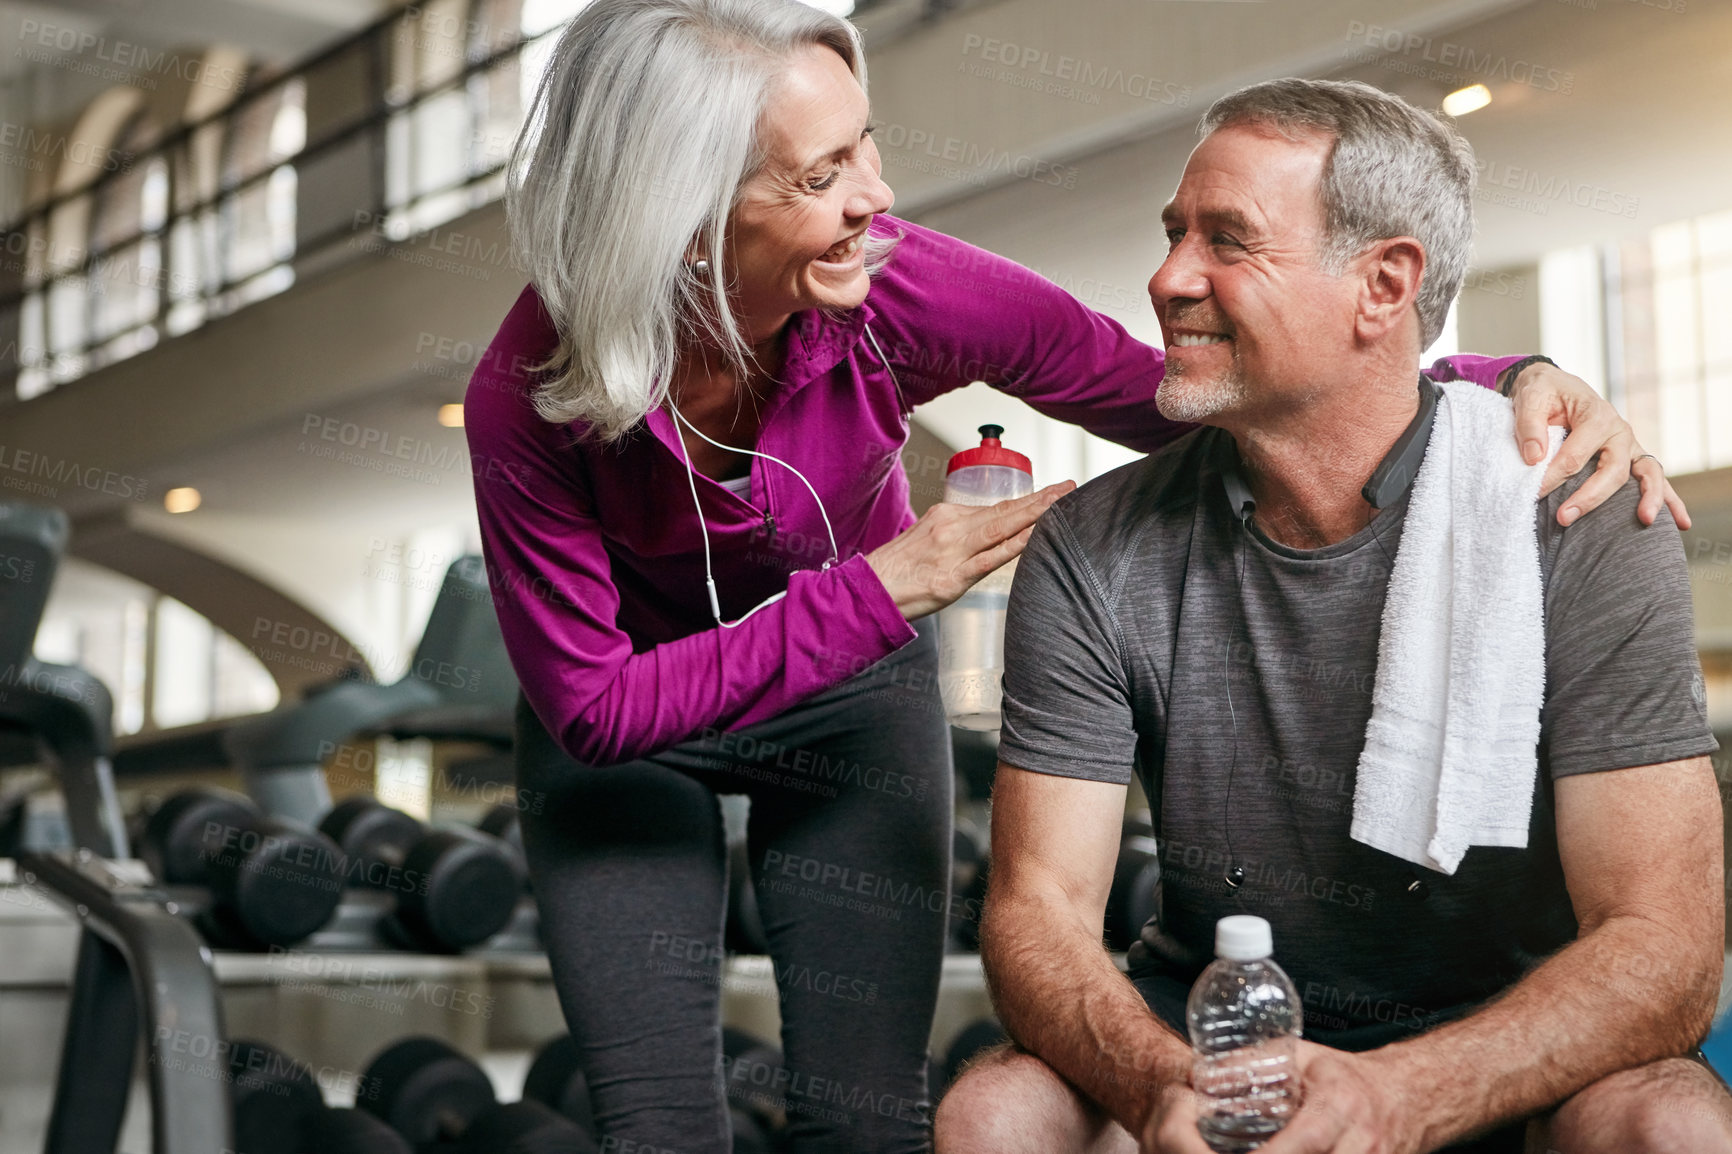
[1354,237,1425,345]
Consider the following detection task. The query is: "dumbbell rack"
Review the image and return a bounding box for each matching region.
[17,848,232,1154]
[15,847,548,1154]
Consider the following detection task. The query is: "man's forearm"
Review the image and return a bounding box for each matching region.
[982,889,1194,1131]
[1381,913,1720,1148]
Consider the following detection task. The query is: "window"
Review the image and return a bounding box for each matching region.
[1607,208,1732,475]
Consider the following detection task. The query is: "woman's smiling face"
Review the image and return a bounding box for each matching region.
[726,44,895,339]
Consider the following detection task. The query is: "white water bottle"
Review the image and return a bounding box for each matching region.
[1186,916,1303,1152]
[936,424,1034,731]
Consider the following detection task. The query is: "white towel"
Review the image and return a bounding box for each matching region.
[1350,382,1565,875]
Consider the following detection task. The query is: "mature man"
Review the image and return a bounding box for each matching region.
[935,78,1728,1154]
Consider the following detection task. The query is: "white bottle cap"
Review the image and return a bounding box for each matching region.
[1215,915,1273,961]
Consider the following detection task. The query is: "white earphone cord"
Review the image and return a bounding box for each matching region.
[671,393,841,629]
[672,322,901,629]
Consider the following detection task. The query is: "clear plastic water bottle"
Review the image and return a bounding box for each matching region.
[1186,915,1303,1152]
[937,425,1034,731]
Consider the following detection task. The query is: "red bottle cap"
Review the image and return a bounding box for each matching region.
[946,424,1032,475]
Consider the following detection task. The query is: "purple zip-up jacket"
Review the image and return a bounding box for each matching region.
[465,215,1522,767]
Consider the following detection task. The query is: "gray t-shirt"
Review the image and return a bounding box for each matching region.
[999,425,1716,1050]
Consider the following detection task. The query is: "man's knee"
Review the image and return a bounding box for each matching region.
[1547,1057,1732,1154]
[935,1046,1097,1153]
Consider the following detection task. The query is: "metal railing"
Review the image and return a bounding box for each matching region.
[0,1,561,401]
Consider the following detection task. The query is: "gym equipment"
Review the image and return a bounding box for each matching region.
[729,1107,775,1154]
[949,819,988,952]
[722,1025,786,1138]
[951,727,999,802]
[224,555,518,821]
[454,1099,597,1154]
[1105,812,1160,953]
[940,1017,1009,1096]
[319,797,520,952]
[114,555,519,826]
[138,786,345,949]
[360,1035,599,1153]
[725,836,771,955]
[20,849,234,1154]
[529,1029,784,1148]
[521,1034,596,1133]
[298,1106,412,1154]
[477,802,530,889]
[0,502,127,856]
[229,1040,326,1154]
[359,1035,499,1146]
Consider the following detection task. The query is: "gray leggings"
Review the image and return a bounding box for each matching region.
[515,620,953,1153]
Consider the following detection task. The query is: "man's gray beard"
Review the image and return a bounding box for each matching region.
[1155,359,1249,423]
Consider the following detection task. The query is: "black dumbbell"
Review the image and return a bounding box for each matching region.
[229,1039,327,1154]
[359,1035,498,1146]
[361,1035,595,1153]
[521,1034,596,1134]
[320,797,520,952]
[1104,813,1160,952]
[725,837,771,955]
[140,788,345,949]
[951,727,999,801]
[298,1106,412,1154]
[948,820,989,953]
[730,1107,776,1154]
[456,1099,598,1154]
[940,1017,1009,1096]
[528,1028,780,1150]
[721,1025,787,1139]
[225,1040,417,1154]
[477,803,530,891]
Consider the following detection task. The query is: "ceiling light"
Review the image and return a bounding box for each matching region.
[1441,84,1492,117]
[164,487,201,514]
[438,404,465,428]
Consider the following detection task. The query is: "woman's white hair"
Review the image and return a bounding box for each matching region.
[1198,78,1477,349]
[508,0,888,441]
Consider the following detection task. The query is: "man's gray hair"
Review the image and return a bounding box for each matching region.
[1198,78,1476,349]
[508,0,888,441]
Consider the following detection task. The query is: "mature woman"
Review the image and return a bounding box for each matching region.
[464,1,1676,1150]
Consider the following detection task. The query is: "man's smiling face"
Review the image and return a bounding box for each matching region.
[1149,122,1362,425]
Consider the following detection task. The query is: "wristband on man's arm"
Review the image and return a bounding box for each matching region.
[1497,354,1556,397]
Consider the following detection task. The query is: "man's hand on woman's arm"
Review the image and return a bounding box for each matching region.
[1504,360,1689,528]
